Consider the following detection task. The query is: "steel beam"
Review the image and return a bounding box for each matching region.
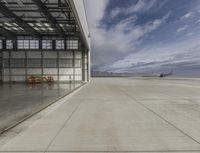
[31,0,65,38]
[0,3,41,38]
[0,27,16,39]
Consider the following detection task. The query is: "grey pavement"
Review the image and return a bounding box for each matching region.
[1,77,200,153]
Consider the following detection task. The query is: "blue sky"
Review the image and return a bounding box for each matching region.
[85,0,200,76]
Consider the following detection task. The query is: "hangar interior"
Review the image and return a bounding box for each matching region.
[0,0,90,83]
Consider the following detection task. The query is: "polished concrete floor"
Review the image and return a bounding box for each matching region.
[1,77,200,153]
[0,82,82,133]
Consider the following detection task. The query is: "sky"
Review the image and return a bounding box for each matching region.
[85,0,200,76]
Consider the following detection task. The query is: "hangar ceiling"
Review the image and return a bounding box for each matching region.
[0,0,79,39]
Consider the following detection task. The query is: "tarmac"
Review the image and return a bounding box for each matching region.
[1,77,200,153]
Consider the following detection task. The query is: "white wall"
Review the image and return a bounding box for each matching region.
[59,52,73,58]
[43,68,58,75]
[43,51,57,58]
[11,69,25,75]
[3,52,9,58]
[2,51,83,82]
[11,51,25,58]
[27,51,41,58]
[69,0,91,50]
[27,68,42,75]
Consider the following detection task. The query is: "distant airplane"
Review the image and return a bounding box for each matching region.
[160,71,173,78]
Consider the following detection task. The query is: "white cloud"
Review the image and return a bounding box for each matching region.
[85,0,200,73]
[104,37,200,73]
[196,19,200,24]
[180,12,194,20]
[85,0,170,70]
[90,12,171,69]
[108,0,168,19]
[109,8,121,19]
[176,25,189,33]
[125,0,157,14]
[85,0,108,28]
[186,32,193,37]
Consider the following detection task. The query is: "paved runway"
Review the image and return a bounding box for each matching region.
[1,77,200,153]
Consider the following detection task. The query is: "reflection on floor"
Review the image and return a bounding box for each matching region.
[1,78,200,152]
[0,82,82,133]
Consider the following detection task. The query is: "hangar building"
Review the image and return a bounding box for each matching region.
[0,0,90,83]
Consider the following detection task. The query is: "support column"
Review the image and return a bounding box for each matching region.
[82,48,85,82]
[13,40,17,51]
[25,50,28,81]
[8,50,11,82]
[73,50,75,83]
[87,49,91,82]
[39,39,43,76]
[57,51,59,82]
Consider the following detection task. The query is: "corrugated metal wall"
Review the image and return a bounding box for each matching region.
[2,50,84,82]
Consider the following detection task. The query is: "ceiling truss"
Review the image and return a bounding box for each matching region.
[0,0,79,39]
[0,2,41,38]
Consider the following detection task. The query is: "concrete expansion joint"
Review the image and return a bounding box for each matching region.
[1,78,200,151]
[119,87,200,146]
[44,84,91,152]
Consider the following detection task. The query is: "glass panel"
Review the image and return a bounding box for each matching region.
[17,40,24,49]
[6,40,13,49]
[75,59,81,68]
[24,40,29,49]
[30,40,39,49]
[3,59,9,68]
[17,40,39,49]
[43,59,57,68]
[56,40,64,49]
[27,59,41,68]
[66,40,78,49]
[0,40,2,49]
[11,59,25,68]
[42,40,52,49]
[59,59,73,68]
